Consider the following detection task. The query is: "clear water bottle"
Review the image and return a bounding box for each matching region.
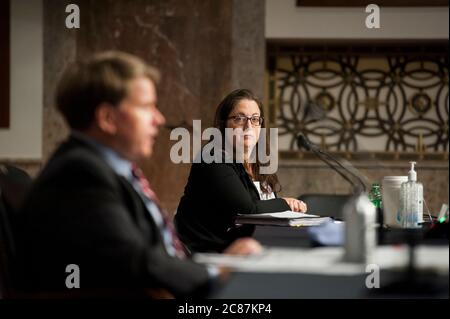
[399,162,423,228]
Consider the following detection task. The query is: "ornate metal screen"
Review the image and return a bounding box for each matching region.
[267,41,449,160]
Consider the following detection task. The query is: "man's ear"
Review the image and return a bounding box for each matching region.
[95,103,118,134]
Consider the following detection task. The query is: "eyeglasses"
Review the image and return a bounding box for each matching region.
[228,115,264,127]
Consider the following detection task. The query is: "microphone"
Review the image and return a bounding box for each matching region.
[297,133,367,194]
[297,133,319,152]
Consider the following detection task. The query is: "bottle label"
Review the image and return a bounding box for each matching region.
[399,182,423,228]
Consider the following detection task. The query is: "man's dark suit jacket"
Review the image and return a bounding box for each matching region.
[175,159,290,253]
[16,136,211,297]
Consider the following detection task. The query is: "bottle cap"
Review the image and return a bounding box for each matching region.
[408,161,417,181]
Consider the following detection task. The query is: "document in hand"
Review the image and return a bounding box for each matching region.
[235,211,332,227]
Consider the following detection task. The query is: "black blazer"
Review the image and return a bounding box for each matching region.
[15,136,211,297]
[175,160,290,253]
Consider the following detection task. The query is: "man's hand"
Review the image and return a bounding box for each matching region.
[223,237,262,255]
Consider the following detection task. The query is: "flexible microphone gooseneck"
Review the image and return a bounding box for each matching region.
[297,133,367,194]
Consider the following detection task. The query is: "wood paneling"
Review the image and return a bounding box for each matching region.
[68,0,264,212]
[0,0,10,128]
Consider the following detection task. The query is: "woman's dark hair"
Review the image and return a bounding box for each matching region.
[213,89,281,194]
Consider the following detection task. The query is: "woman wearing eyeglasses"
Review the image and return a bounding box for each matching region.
[174,89,307,253]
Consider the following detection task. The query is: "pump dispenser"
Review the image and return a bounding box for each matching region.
[408,161,417,182]
[399,161,424,228]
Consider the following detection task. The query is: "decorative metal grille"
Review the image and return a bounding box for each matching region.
[267,42,449,160]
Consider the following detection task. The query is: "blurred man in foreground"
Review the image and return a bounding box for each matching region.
[17,51,261,298]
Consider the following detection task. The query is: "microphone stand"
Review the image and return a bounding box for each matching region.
[296,134,366,195]
[312,148,361,194]
[315,148,367,194]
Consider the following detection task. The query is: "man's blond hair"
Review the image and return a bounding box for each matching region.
[56,51,160,130]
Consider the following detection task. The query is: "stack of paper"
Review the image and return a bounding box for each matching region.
[235,210,332,227]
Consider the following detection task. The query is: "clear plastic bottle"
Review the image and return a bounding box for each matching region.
[399,162,423,228]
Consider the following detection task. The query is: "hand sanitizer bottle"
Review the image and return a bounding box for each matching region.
[399,162,423,228]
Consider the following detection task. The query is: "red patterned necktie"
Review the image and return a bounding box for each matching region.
[131,164,186,259]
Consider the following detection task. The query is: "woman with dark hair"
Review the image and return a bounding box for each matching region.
[175,89,307,253]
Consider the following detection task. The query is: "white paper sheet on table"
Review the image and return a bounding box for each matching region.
[239,211,320,219]
[193,245,449,276]
[235,211,332,226]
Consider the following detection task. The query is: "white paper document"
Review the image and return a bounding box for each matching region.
[235,210,332,226]
[243,211,320,219]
